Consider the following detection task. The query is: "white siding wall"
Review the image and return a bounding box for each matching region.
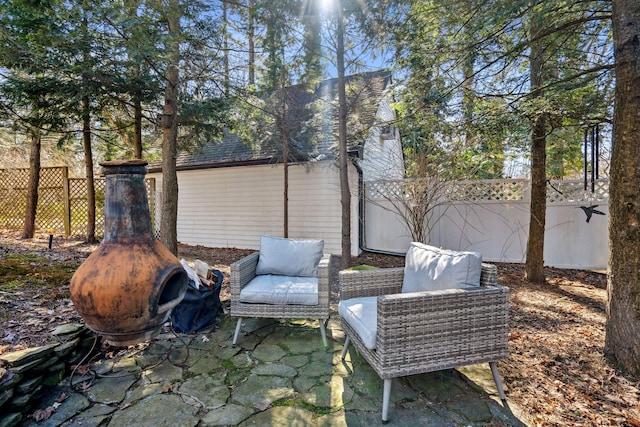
[149,160,360,255]
[364,197,609,270]
[358,96,405,182]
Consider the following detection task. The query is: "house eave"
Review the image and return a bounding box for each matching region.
[147,157,275,173]
[147,156,335,173]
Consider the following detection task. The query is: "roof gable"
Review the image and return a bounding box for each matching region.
[164,70,393,171]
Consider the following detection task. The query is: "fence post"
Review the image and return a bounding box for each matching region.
[62,167,71,236]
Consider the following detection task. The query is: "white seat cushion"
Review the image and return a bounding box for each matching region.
[338,297,378,350]
[239,275,318,305]
[402,242,482,293]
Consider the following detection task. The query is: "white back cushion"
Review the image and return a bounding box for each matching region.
[402,242,482,293]
[256,235,324,277]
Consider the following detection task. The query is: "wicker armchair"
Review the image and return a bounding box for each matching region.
[230,251,332,347]
[338,262,509,423]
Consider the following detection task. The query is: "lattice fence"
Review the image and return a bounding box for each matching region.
[366,178,609,204]
[68,178,106,236]
[365,179,528,202]
[0,168,30,230]
[546,179,609,204]
[0,166,155,237]
[445,179,527,202]
[35,167,69,233]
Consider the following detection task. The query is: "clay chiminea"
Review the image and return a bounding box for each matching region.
[70,159,187,346]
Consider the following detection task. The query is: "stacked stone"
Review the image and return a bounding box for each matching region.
[0,323,96,427]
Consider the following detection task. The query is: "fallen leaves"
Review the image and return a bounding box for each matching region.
[29,392,67,421]
[628,417,640,427]
[499,263,640,426]
[3,236,639,426]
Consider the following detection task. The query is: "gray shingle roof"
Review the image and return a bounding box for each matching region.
[153,70,392,172]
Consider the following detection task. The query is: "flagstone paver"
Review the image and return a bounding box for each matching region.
[85,374,137,405]
[27,314,529,426]
[108,394,198,427]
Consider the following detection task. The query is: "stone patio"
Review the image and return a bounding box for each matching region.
[19,315,530,426]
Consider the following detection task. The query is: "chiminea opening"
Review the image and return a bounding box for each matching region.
[70,160,188,347]
[158,270,189,306]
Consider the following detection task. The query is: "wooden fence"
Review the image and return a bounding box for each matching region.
[0,166,155,237]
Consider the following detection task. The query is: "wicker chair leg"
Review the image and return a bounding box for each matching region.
[340,336,351,360]
[489,362,507,402]
[382,378,392,423]
[232,318,243,346]
[318,319,328,347]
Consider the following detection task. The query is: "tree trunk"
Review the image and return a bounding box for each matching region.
[605,0,640,376]
[281,82,289,238]
[336,3,351,269]
[22,128,41,239]
[159,0,181,256]
[524,10,546,284]
[80,10,96,244]
[133,94,143,159]
[248,0,255,88]
[83,95,97,244]
[462,24,476,150]
[222,0,229,97]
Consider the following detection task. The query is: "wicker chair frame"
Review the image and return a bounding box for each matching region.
[339,263,509,423]
[230,252,332,347]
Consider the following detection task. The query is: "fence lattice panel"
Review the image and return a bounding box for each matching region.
[546,179,609,204]
[0,167,155,237]
[366,178,608,204]
[0,168,30,230]
[67,178,155,237]
[446,179,527,202]
[35,167,68,233]
[68,178,106,237]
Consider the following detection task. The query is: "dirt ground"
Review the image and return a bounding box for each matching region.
[1,231,639,426]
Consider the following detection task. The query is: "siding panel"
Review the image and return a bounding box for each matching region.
[149,161,359,255]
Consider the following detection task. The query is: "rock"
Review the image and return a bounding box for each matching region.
[251,362,297,378]
[302,375,354,409]
[16,376,43,394]
[141,360,182,385]
[0,388,13,406]
[41,365,65,388]
[32,356,61,374]
[200,403,255,426]
[0,344,56,368]
[53,339,80,358]
[251,344,286,362]
[0,371,20,391]
[179,375,230,409]
[233,375,295,409]
[86,373,137,405]
[50,324,87,341]
[108,394,198,427]
[237,406,316,427]
[0,412,22,427]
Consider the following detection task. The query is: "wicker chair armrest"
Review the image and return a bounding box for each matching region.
[374,285,510,356]
[230,252,260,299]
[317,254,333,307]
[339,267,404,300]
[480,263,498,286]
